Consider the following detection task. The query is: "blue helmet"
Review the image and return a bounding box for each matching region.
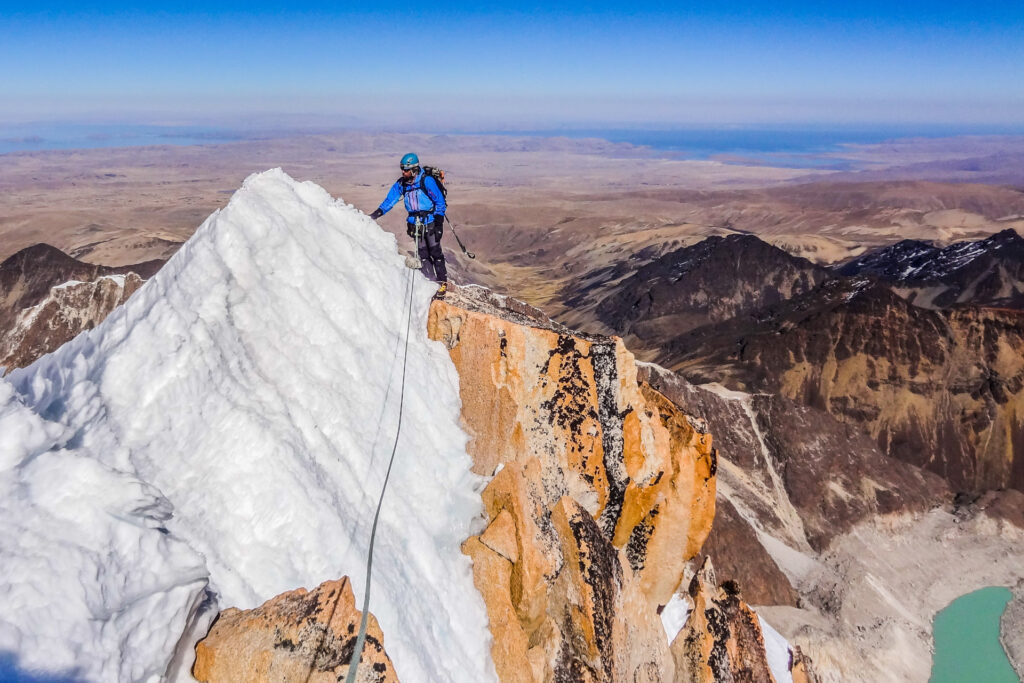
[400,153,420,170]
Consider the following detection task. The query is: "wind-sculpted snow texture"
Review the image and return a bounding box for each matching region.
[0,381,210,681]
[1,169,495,682]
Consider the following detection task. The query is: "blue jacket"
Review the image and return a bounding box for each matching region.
[377,171,446,224]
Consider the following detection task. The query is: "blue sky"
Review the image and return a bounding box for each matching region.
[1,1,1022,127]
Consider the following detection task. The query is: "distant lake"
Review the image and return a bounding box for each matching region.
[0,124,247,154]
[931,586,1019,683]
[5,122,1024,168]
[484,125,1024,169]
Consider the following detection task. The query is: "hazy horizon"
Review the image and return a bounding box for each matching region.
[4,120,1024,160]
[3,1,1022,128]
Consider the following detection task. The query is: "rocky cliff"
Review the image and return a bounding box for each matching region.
[666,279,1024,492]
[194,577,397,683]
[428,284,816,682]
[428,285,718,681]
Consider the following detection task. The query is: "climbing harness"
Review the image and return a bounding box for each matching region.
[405,217,424,270]
[345,265,417,683]
[442,212,476,259]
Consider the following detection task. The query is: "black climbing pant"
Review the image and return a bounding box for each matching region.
[416,220,448,282]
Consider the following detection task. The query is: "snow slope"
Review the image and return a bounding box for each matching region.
[0,169,495,682]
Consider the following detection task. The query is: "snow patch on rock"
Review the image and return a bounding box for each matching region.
[758,616,795,683]
[660,592,691,643]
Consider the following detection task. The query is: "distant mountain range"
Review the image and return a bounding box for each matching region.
[838,228,1024,308]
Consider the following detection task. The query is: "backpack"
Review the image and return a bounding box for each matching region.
[422,166,448,197]
[400,166,448,200]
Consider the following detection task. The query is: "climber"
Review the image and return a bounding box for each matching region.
[369,153,448,298]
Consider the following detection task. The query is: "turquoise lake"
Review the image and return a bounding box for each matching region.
[931,586,1019,683]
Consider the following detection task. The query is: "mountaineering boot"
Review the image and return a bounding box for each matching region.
[433,281,448,300]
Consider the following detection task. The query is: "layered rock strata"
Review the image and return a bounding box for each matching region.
[193,577,396,683]
[427,285,781,681]
[668,279,1024,492]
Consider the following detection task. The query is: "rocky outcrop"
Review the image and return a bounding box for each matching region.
[425,285,813,682]
[193,577,396,683]
[428,285,722,681]
[671,559,779,682]
[0,243,162,372]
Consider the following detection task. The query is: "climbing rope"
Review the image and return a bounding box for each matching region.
[345,265,418,683]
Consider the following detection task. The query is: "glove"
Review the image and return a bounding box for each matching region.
[434,214,444,235]
[406,223,416,238]
[369,208,383,220]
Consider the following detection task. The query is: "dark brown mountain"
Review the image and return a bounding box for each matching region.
[0,243,162,319]
[576,234,828,350]
[661,279,1024,492]
[836,228,1024,309]
[0,244,164,372]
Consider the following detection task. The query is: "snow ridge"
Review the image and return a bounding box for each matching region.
[1,169,495,682]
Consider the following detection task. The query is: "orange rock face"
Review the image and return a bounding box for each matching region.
[671,558,779,683]
[428,287,717,681]
[193,577,396,683]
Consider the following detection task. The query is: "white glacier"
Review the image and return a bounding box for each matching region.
[0,169,496,682]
